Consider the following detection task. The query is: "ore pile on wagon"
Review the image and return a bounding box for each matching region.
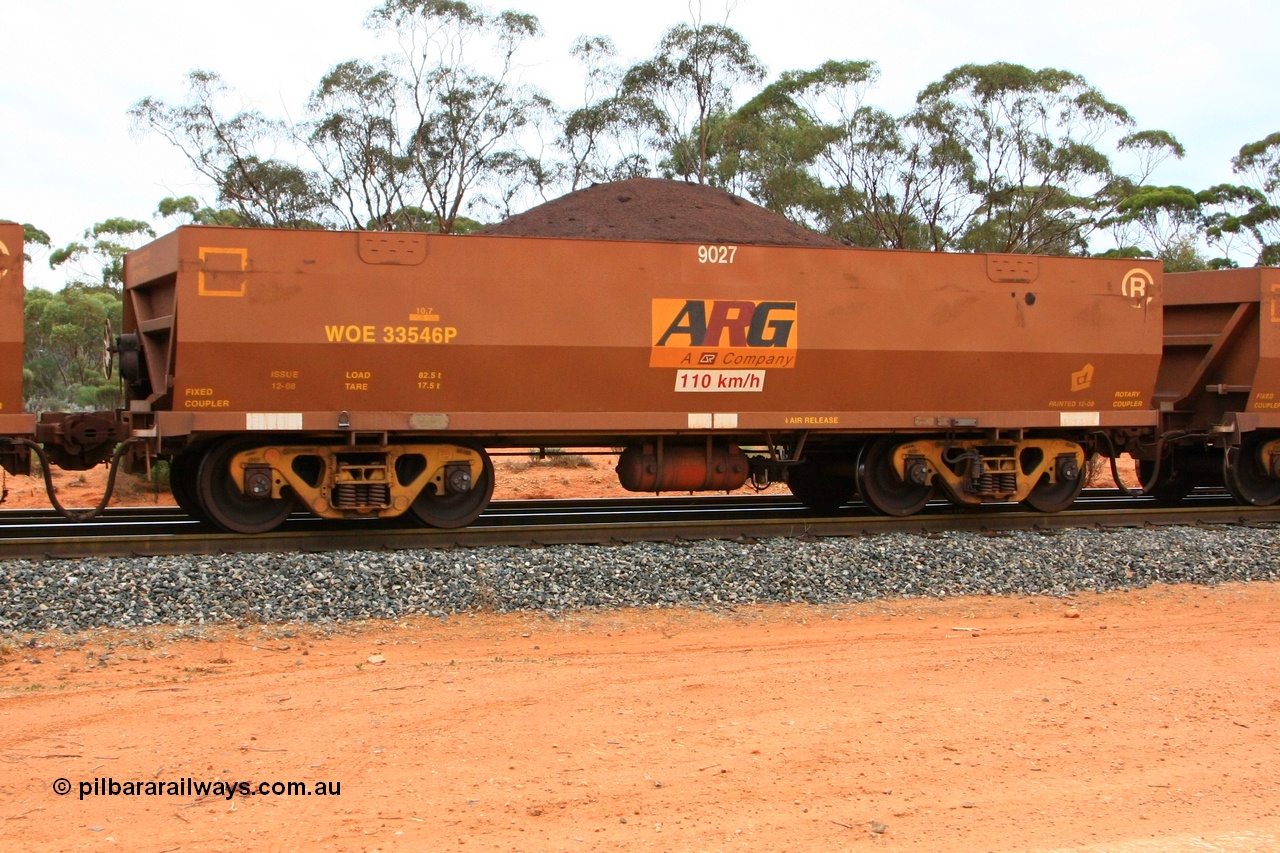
[2,180,1280,532]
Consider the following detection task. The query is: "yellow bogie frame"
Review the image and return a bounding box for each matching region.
[889,437,1086,507]
[227,442,485,519]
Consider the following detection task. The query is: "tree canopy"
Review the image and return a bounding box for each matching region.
[95,3,1280,267]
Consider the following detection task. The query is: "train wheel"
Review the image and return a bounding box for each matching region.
[857,437,931,517]
[196,440,294,534]
[1223,434,1280,506]
[168,449,208,521]
[1022,466,1084,513]
[786,454,857,513]
[410,450,495,529]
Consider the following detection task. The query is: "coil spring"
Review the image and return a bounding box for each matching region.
[333,483,390,509]
[972,471,1017,495]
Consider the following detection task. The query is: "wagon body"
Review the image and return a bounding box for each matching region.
[122,227,1163,441]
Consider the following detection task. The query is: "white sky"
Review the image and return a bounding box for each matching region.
[3,0,1277,288]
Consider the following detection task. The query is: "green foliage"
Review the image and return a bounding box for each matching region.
[307,59,413,229]
[556,35,660,189]
[1098,183,1203,264]
[719,59,934,247]
[48,218,155,291]
[352,0,549,232]
[23,282,122,411]
[148,459,172,492]
[621,21,765,184]
[1158,237,1211,272]
[18,224,51,262]
[908,62,1144,254]
[130,70,331,229]
[156,196,244,226]
[371,206,483,233]
[122,9,1266,266]
[1201,132,1280,266]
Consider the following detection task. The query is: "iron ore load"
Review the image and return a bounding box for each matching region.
[3,180,1280,531]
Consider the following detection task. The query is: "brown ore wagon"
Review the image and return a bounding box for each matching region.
[0,222,33,481]
[115,224,1165,532]
[1149,265,1280,505]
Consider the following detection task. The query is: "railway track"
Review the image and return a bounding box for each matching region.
[2,489,1277,560]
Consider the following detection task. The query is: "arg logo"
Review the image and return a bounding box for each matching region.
[650,299,798,368]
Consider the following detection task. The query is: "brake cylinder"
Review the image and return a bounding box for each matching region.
[616,443,749,492]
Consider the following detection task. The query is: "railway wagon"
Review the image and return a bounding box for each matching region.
[1143,265,1280,505]
[112,225,1165,532]
[0,221,33,490]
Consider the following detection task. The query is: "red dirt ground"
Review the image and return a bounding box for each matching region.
[1,585,1278,851]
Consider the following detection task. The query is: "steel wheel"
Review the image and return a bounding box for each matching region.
[196,439,294,534]
[786,453,858,513]
[410,450,495,529]
[1022,464,1084,513]
[857,436,931,517]
[1224,433,1280,506]
[168,449,207,521]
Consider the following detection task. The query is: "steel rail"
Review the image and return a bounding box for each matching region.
[2,490,1278,560]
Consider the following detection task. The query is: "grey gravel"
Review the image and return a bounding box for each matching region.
[1,526,1278,634]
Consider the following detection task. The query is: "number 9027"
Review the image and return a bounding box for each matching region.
[697,245,737,264]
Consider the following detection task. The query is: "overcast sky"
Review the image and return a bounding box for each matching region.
[4,0,1277,288]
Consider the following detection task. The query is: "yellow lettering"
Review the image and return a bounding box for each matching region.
[783,415,838,425]
[324,324,377,343]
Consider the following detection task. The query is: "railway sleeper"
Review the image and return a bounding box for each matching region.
[887,437,1087,510]
[225,442,486,520]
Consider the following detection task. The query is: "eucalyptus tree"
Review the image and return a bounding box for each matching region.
[23,283,123,410]
[1096,183,1207,270]
[130,71,331,229]
[305,59,413,230]
[721,59,950,249]
[908,63,1181,255]
[132,1,550,234]
[48,218,156,292]
[362,0,552,233]
[621,20,765,184]
[15,224,51,263]
[557,35,660,190]
[1201,132,1280,266]
[155,196,245,227]
[18,217,146,409]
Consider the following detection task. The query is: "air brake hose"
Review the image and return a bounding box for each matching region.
[1090,431,1166,498]
[20,438,142,522]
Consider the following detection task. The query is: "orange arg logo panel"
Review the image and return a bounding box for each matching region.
[650,299,798,368]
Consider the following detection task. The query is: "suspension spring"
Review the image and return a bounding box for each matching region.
[333,482,390,509]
